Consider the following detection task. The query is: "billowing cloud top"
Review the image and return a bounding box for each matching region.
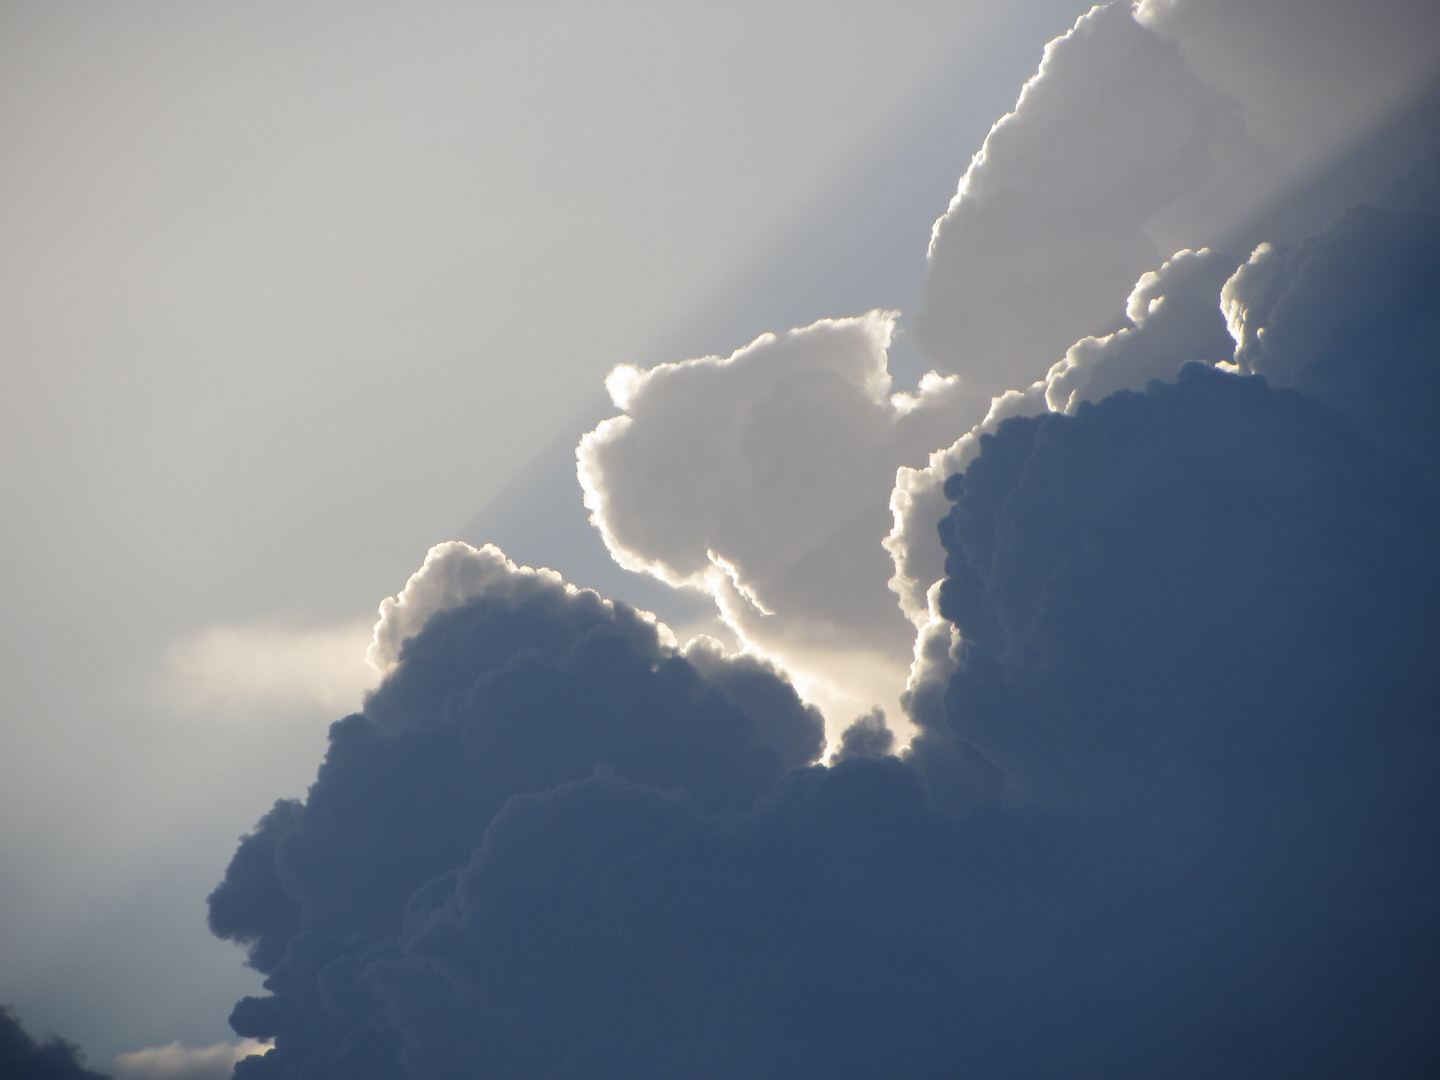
[206,543,824,1076]
[1223,205,1440,483]
[918,2,1238,387]
[578,312,984,734]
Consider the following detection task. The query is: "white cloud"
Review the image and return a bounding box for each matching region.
[1043,245,1240,413]
[1137,0,1440,175]
[371,541,554,671]
[367,540,678,673]
[885,381,1049,632]
[887,245,1242,741]
[578,312,985,739]
[1133,0,1440,255]
[917,2,1240,390]
[576,0,1440,755]
[112,1039,271,1080]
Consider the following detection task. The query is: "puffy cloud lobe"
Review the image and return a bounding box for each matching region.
[366,541,577,674]
[1043,246,1241,412]
[889,365,1440,1072]
[889,246,1238,754]
[209,375,1440,1076]
[0,1006,109,1080]
[207,543,821,1079]
[886,384,1048,633]
[833,708,894,762]
[933,362,1440,801]
[578,312,983,733]
[1223,205,1440,483]
[917,3,1238,389]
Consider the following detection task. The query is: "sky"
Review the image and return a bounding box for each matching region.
[1,1,1438,1078]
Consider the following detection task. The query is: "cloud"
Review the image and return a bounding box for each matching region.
[887,245,1239,760]
[578,312,983,735]
[206,358,1440,1076]
[194,3,1440,1075]
[1137,0,1440,181]
[207,542,821,1078]
[917,0,1440,393]
[111,1040,270,1080]
[917,3,1241,389]
[157,622,377,719]
[885,381,1049,634]
[1043,245,1241,413]
[576,0,1440,758]
[371,762,982,1080]
[890,211,1440,740]
[928,362,1440,800]
[0,1005,110,1080]
[1223,204,1440,483]
[366,541,584,673]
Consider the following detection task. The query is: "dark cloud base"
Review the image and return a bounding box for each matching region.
[1,1006,110,1080]
[203,342,1439,1077]
[208,573,824,1079]
[923,363,1440,1075]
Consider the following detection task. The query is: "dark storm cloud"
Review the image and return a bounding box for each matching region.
[927,363,1440,800]
[0,1006,110,1080]
[207,545,821,1078]
[911,365,1440,1072]
[1224,205,1440,483]
[212,356,1440,1077]
[202,7,1440,1074]
[372,762,981,1080]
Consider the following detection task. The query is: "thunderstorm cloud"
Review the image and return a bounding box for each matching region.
[17,1,1438,1077]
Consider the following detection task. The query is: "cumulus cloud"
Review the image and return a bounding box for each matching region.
[192,2,1440,1075]
[575,0,1440,756]
[1043,245,1241,412]
[917,3,1241,388]
[205,349,1440,1076]
[207,542,821,1077]
[917,0,1440,392]
[885,381,1048,634]
[111,1040,270,1080]
[1137,0,1440,200]
[887,245,1239,748]
[0,1005,109,1080]
[365,541,587,673]
[929,363,1440,798]
[578,312,983,736]
[1222,205,1440,482]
